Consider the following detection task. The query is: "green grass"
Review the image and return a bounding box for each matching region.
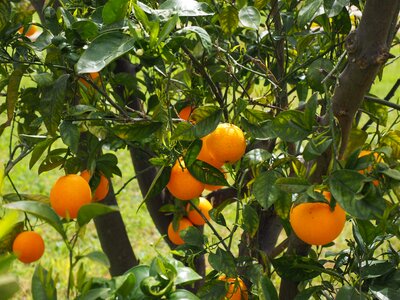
[1,45,399,299]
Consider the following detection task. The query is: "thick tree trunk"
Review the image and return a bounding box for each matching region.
[280,1,400,299]
[94,184,139,276]
[333,0,400,157]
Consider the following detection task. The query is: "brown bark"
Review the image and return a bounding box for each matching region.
[332,0,400,158]
[93,184,139,276]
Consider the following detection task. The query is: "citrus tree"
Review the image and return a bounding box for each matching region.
[0,0,399,299]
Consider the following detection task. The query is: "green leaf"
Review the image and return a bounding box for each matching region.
[342,128,368,160]
[239,6,261,30]
[0,275,19,300]
[187,160,228,186]
[175,266,202,285]
[198,280,227,300]
[72,20,99,40]
[273,255,324,281]
[4,201,65,239]
[40,74,69,136]
[181,226,205,247]
[114,273,136,297]
[242,205,259,238]
[324,0,350,18]
[298,0,324,27]
[169,289,200,300]
[381,130,400,159]
[254,0,268,10]
[176,26,212,52]
[303,137,333,161]
[0,0,11,32]
[158,0,213,17]
[142,166,171,203]
[272,111,311,142]
[294,286,324,300]
[307,58,335,92]
[208,248,237,277]
[242,149,272,168]
[103,0,129,24]
[184,140,203,167]
[360,260,394,279]
[219,6,239,36]
[173,107,221,141]
[60,121,80,154]
[76,32,136,73]
[77,203,119,227]
[259,275,278,300]
[32,265,57,300]
[276,177,310,193]
[157,14,179,46]
[0,66,27,136]
[113,122,163,142]
[336,286,366,300]
[124,265,150,299]
[241,118,276,140]
[329,170,386,219]
[133,3,150,30]
[82,251,110,268]
[253,171,285,209]
[76,288,111,300]
[29,138,57,169]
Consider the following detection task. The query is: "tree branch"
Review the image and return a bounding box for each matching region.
[332,0,400,158]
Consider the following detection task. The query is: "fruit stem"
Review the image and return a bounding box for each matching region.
[188,199,230,252]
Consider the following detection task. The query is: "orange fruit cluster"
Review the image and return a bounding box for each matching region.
[290,191,346,245]
[50,174,92,219]
[12,231,45,264]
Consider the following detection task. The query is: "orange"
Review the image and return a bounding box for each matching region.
[186,197,213,225]
[358,150,382,186]
[81,170,110,201]
[167,218,194,245]
[218,275,248,300]
[166,158,205,200]
[290,191,346,245]
[79,72,100,89]
[178,106,194,121]
[197,136,224,169]
[205,123,246,164]
[50,174,92,219]
[18,25,39,37]
[12,231,45,264]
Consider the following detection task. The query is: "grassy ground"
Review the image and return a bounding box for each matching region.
[1,46,399,299]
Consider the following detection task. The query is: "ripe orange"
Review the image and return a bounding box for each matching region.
[12,231,45,264]
[205,123,246,164]
[167,218,194,245]
[50,174,92,219]
[186,197,213,225]
[81,170,110,201]
[218,275,248,300]
[18,25,39,37]
[79,72,100,89]
[166,158,205,200]
[178,106,194,121]
[290,191,346,245]
[197,136,224,169]
[358,150,383,186]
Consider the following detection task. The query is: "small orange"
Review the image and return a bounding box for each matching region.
[358,150,383,186]
[218,275,248,300]
[186,197,213,225]
[166,158,205,200]
[50,174,92,219]
[290,191,346,245]
[13,231,45,264]
[79,72,100,89]
[205,123,246,164]
[178,106,194,121]
[81,170,110,201]
[18,25,39,37]
[197,136,224,169]
[167,218,194,245]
